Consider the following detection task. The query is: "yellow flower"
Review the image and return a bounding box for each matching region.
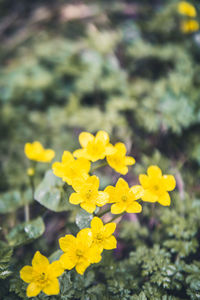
[59,228,102,275]
[178,2,197,17]
[139,165,176,206]
[24,141,55,163]
[106,142,135,174]
[52,151,91,185]
[20,251,64,298]
[70,175,109,213]
[181,20,199,33]
[27,168,35,176]
[73,131,115,162]
[90,217,117,252]
[105,178,143,214]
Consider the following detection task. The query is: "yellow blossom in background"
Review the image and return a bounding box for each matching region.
[139,165,176,206]
[73,130,115,162]
[27,168,35,176]
[24,141,55,163]
[70,175,109,213]
[59,228,102,275]
[105,178,143,214]
[181,19,199,33]
[178,1,197,17]
[90,217,117,252]
[20,251,63,297]
[52,151,90,185]
[106,142,135,174]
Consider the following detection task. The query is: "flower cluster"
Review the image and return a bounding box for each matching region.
[178,1,199,33]
[21,130,176,298]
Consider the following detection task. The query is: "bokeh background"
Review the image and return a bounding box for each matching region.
[1,0,200,191]
[1,1,200,299]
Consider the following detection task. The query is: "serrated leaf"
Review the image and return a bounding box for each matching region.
[34,170,73,212]
[6,217,45,247]
[75,210,93,229]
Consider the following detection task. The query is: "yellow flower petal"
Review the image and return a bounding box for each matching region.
[147,165,162,178]
[59,235,76,252]
[116,178,129,191]
[96,191,109,206]
[139,174,149,188]
[104,186,116,203]
[178,2,197,17]
[79,132,94,148]
[111,203,125,214]
[162,175,176,191]
[48,261,64,278]
[81,202,96,213]
[130,185,144,199]
[77,228,93,247]
[104,222,116,237]
[89,246,102,263]
[43,149,55,162]
[142,190,158,202]
[32,251,49,271]
[96,130,109,144]
[27,282,41,298]
[20,266,33,283]
[42,278,60,295]
[59,253,76,270]
[103,235,117,250]
[75,260,91,275]
[158,192,171,206]
[105,144,116,155]
[125,156,135,165]
[126,201,142,213]
[69,193,83,205]
[91,217,104,233]
[73,149,87,158]
[87,175,99,189]
[115,142,126,154]
[62,151,74,163]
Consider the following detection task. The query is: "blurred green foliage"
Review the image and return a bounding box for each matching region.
[1,0,200,299]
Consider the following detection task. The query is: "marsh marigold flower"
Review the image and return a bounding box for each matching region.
[73,131,115,162]
[52,151,90,185]
[70,175,109,213]
[89,217,117,252]
[139,165,176,206]
[59,228,102,275]
[178,2,197,17]
[105,178,143,214]
[181,19,199,33]
[106,142,135,174]
[20,251,63,297]
[24,141,55,163]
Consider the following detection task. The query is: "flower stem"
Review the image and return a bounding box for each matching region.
[91,161,108,172]
[24,204,30,222]
[97,207,111,217]
[107,213,124,223]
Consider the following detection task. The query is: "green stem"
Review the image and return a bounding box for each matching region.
[107,213,124,223]
[97,207,111,217]
[91,161,108,172]
[24,204,30,222]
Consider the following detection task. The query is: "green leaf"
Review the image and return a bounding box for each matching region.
[6,217,45,247]
[0,191,22,213]
[0,242,13,279]
[34,170,73,212]
[48,250,63,263]
[75,210,93,229]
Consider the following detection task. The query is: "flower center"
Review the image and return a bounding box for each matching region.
[36,272,48,286]
[76,249,83,257]
[153,185,160,192]
[85,189,92,199]
[96,233,104,241]
[121,195,127,202]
